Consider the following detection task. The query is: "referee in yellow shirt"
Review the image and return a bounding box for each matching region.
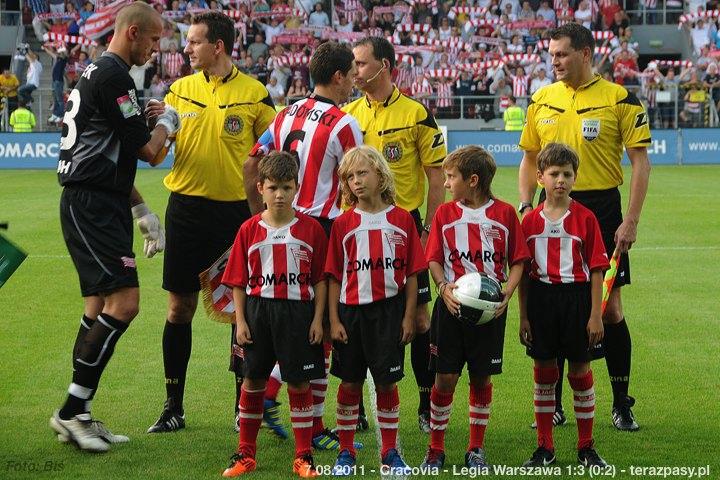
[518,23,651,432]
[343,37,447,433]
[147,11,276,434]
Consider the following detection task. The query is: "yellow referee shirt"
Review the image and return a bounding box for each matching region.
[164,67,276,201]
[342,86,447,212]
[519,75,651,192]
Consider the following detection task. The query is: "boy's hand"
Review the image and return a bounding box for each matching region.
[494,290,510,318]
[441,282,461,315]
[399,314,415,345]
[587,314,604,348]
[308,318,323,345]
[330,321,348,344]
[235,321,253,346]
[519,317,532,347]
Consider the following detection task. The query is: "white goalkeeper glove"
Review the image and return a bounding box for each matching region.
[156,105,181,135]
[132,203,166,258]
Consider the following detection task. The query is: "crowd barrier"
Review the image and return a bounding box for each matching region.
[1,129,718,169]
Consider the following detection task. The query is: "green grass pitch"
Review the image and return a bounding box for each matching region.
[0,166,718,479]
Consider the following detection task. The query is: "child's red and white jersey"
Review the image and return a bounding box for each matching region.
[222,212,328,300]
[521,200,610,284]
[426,199,530,283]
[325,205,427,305]
[251,95,364,219]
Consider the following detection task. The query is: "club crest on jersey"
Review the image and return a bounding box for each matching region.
[384,232,405,247]
[481,223,501,240]
[581,119,600,141]
[224,115,244,135]
[383,142,403,162]
[290,246,310,269]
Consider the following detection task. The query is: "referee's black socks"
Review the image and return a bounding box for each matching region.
[162,321,192,413]
[604,318,632,407]
[411,329,433,413]
[59,313,128,419]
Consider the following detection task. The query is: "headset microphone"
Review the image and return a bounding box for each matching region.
[365,61,387,83]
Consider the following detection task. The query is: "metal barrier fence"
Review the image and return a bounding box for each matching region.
[2,85,717,132]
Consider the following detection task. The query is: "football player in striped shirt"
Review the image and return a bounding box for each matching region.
[220,152,328,478]
[421,146,530,470]
[326,146,427,476]
[518,143,610,468]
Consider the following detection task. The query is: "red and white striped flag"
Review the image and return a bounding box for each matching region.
[199,249,236,323]
[82,0,132,40]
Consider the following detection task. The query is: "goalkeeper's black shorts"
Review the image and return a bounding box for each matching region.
[60,187,138,297]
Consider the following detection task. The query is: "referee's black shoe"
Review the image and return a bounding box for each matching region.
[612,396,639,431]
[147,400,185,433]
[578,447,608,467]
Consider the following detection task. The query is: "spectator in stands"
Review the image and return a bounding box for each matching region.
[491,76,513,118]
[530,66,551,94]
[250,55,270,84]
[17,51,42,106]
[163,42,185,81]
[574,0,594,29]
[308,1,330,34]
[518,1,535,21]
[79,1,94,24]
[613,46,639,86]
[256,17,285,45]
[536,1,556,24]
[266,76,285,105]
[148,74,167,100]
[680,77,708,127]
[690,19,712,56]
[49,0,65,14]
[556,0,574,26]
[455,71,478,118]
[508,34,525,53]
[0,68,20,112]
[248,33,270,62]
[9,99,36,132]
[703,62,720,111]
[286,76,308,100]
[336,15,354,32]
[42,44,69,124]
[601,0,622,29]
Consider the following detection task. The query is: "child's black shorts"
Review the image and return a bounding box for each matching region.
[330,293,407,385]
[241,295,325,384]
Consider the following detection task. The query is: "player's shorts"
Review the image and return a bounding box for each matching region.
[409,208,432,305]
[163,192,250,293]
[571,188,630,287]
[525,279,604,363]
[60,187,138,297]
[241,296,325,384]
[429,297,507,377]
[309,215,334,238]
[330,293,407,385]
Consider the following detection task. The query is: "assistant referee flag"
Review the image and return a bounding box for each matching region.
[0,234,27,288]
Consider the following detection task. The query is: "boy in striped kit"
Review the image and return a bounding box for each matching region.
[326,146,427,475]
[518,143,609,468]
[421,146,530,470]
[221,152,328,478]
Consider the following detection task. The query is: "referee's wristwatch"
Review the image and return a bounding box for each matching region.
[518,202,533,214]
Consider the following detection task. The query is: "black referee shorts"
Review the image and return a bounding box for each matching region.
[330,294,407,385]
[539,187,630,288]
[241,296,325,384]
[163,192,250,293]
[60,187,138,297]
[525,279,604,363]
[429,297,507,377]
[409,208,432,305]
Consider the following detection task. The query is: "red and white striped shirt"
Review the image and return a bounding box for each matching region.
[521,201,609,284]
[411,78,433,108]
[222,212,328,300]
[435,80,454,108]
[163,52,185,80]
[509,73,530,97]
[325,205,427,305]
[426,199,530,283]
[251,95,364,219]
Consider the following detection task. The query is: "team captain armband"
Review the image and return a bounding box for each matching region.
[249,128,274,157]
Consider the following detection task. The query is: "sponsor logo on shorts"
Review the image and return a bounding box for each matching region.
[224,114,244,135]
[389,365,401,372]
[491,358,502,364]
[121,256,136,268]
[303,363,315,370]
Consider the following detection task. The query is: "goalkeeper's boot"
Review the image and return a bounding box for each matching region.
[262,399,288,439]
[356,401,368,431]
[147,400,185,433]
[418,410,431,434]
[313,428,363,450]
[530,409,566,429]
[223,452,257,477]
[50,411,108,453]
[612,396,639,431]
[57,417,129,444]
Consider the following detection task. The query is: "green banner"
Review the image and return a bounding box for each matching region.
[0,234,27,289]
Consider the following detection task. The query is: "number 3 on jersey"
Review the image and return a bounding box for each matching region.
[60,89,81,151]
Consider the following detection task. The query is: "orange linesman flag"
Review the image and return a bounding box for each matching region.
[601,248,621,314]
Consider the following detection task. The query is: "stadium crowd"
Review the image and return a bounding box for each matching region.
[2,0,720,129]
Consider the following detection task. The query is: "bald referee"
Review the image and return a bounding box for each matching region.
[518,23,651,432]
[50,1,179,452]
[147,11,276,433]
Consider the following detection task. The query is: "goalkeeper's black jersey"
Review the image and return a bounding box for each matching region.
[57,52,151,196]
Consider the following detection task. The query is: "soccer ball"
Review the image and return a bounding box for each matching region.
[451,272,503,325]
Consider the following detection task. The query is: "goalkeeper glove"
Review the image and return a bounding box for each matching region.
[156,105,181,135]
[131,203,166,258]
